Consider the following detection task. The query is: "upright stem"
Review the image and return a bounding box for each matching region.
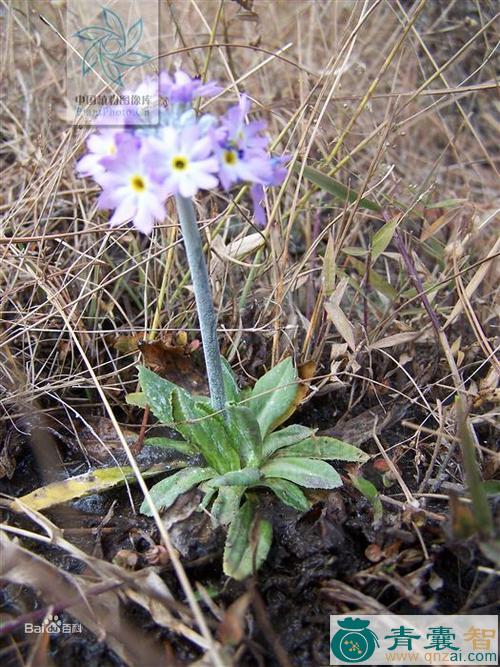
[175,195,227,414]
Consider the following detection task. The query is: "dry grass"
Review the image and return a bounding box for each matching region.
[0,1,499,665]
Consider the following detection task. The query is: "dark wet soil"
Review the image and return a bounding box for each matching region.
[1,393,498,667]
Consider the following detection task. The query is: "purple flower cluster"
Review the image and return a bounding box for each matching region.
[77,70,287,234]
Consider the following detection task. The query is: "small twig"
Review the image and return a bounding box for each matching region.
[249,581,293,667]
[362,247,372,334]
[132,406,149,456]
[378,495,445,522]
[393,228,440,337]
[372,418,418,507]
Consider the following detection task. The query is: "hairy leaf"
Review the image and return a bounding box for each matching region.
[247,358,298,437]
[262,424,315,458]
[138,365,186,424]
[256,478,310,512]
[172,392,240,473]
[279,436,369,462]
[226,405,262,465]
[144,437,197,456]
[211,486,245,526]
[221,357,241,402]
[140,467,214,516]
[210,468,262,487]
[223,501,272,580]
[261,457,342,489]
[125,391,148,408]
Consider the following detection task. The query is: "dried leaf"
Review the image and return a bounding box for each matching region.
[13,463,184,511]
[115,333,207,395]
[217,592,251,645]
[210,232,265,283]
[0,533,167,666]
[324,299,355,351]
[322,233,336,297]
[231,0,254,10]
[370,330,429,350]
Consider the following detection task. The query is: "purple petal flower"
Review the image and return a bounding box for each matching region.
[216,144,273,190]
[248,158,288,228]
[220,96,269,152]
[145,123,219,198]
[95,135,167,235]
[76,69,287,236]
[159,70,220,104]
[76,125,126,177]
[250,184,267,228]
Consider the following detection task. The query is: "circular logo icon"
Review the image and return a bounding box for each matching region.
[331,618,379,663]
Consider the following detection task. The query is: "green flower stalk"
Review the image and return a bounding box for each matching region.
[175,195,226,414]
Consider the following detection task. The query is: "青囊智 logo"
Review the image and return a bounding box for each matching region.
[330,615,498,665]
[331,617,379,663]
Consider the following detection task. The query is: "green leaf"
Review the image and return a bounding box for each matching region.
[210,468,262,487]
[482,480,500,497]
[479,539,500,567]
[226,405,263,466]
[426,198,466,209]
[223,501,272,580]
[294,162,381,212]
[261,457,342,489]
[144,437,197,456]
[140,467,214,516]
[341,246,369,258]
[172,392,240,474]
[199,481,218,511]
[138,365,186,424]
[262,424,315,458]
[279,436,369,462]
[221,357,240,402]
[125,391,148,408]
[349,474,383,521]
[256,478,310,512]
[346,256,398,300]
[371,216,401,262]
[211,486,245,526]
[247,358,298,437]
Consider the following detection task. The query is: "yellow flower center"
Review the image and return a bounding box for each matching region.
[223,150,237,166]
[130,174,146,192]
[109,143,116,155]
[172,155,188,171]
